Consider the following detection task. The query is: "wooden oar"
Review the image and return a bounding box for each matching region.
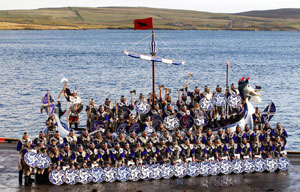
[58,77,68,100]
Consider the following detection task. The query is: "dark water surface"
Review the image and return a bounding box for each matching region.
[0,30,299,150]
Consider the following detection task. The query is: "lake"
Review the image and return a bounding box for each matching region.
[0,30,299,150]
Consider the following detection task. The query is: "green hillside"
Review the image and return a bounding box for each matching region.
[0,7,299,31]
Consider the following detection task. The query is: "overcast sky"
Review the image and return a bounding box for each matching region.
[0,0,299,13]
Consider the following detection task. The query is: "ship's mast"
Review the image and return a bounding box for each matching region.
[151,30,156,107]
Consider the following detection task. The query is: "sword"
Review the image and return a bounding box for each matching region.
[58,77,68,101]
[184,73,193,89]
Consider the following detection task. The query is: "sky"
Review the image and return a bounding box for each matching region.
[0,0,299,13]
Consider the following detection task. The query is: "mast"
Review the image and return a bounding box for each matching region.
[151,30,156,107]
[225,60,229,123]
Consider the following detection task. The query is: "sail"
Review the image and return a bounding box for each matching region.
[123,51,185,65]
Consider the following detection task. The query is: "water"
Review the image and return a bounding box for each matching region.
[0,30,299,150]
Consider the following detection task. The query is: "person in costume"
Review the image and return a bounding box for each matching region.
[86,99,98,131]
[64,88,83,129]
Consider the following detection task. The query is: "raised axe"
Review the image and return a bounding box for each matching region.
[58,77,68,100]
[184,73,193,89]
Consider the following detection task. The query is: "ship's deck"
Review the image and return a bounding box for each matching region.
[1,142,300,192]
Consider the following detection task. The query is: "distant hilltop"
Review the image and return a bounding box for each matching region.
[0,7,299,31]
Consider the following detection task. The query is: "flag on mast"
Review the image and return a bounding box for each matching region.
[134,17,153,30]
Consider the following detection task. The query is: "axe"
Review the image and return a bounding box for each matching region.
[58,77,68,100]
[184,73,193,89]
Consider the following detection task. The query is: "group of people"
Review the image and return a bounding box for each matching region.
[16,84,288,186]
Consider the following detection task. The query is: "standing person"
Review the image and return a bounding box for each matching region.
[20,140,34,186]
[86,99,98,131]
[64,88,83,129]
[46,115,57,140]
[17,132,32,185]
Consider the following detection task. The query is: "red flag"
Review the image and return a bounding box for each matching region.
[134,17,153,30]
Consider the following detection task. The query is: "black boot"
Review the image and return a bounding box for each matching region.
[35,174,40,185]
[29,176,34,184]
[25,176,31,186]
[19,170,23,185]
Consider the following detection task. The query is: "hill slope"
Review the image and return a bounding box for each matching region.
[0,7,299,31]
[235,8,300,19]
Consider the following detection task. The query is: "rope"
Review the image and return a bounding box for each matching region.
[155,34,185,62]
[125,33,153,51]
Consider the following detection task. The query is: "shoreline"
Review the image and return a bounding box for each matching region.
[0,22,298,31]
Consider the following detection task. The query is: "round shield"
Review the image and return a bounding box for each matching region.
[79,168,93,184]
[220,160,233,175]
[104,167,117,182]
[140,165,153,180]
[65,169,79,185]
[118,107,131,119]
[36,153,51,169]
[253,158,266,173]
[49,169,66,185]
[145,126,155,136]
[265,158,278,172]
[243,158,255,173]
[179,115,194,129]
[117,123,127,134]
[208,160,221,176]
[151,164,163,179]
[117,166,130,182]
[161,163,174,179]
[71,103,83,113]
[232,159,243,174]
[187,162,200,177]
[194,111,209,126]
[129,123,140,134]
[213,93,226,107]
[200,98,214,111]
[172,163,187,178]
[227,95,242,108]
[152,115,163,129]
[92,167,105,183]
[199,161,210,176]
[128,165,141,181]
[163,115,179,131]
[24,151,39,168]
[90,120,106,132]
[278,157,290,171]
[135,101,150,114]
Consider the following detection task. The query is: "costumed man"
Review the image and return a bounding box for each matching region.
[187,86,201,106]
[274,123,288,145]
[200,85,214,126]
[251,136,263,159]
[240,138,252,159]
[252,107,262,128]
[64,88,83,129]
[213,85,225,127]
[194,139,206,162]
[226,83,240,117]
[86,99,98,132]
[46,114,57,140]
[17,132,32,185]
[20,140,35,186]
[274,136,287,158]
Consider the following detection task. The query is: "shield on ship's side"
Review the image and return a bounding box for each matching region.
[92,167,105,183]
[24,151,39,168]
[49,169,66,185]
[161,163,174,179]
[78,168,93,184]
[277,157,290,171]
[179,115,194,129]
[36,153,51,169]
[65,169,79,185]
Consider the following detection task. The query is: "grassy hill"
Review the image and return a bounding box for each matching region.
[0,7,299,31]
